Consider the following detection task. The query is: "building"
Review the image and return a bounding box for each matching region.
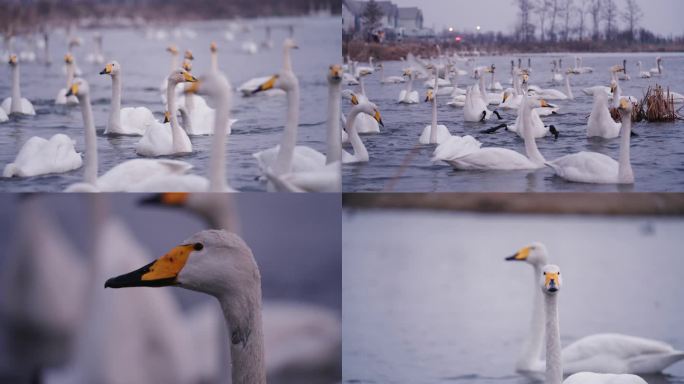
[397,7,423,30]
[343,0,430,40]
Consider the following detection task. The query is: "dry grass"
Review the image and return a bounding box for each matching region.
[610,84,682,123]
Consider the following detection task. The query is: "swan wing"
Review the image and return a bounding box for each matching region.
[254,146,327,175]
[273,162,342,193]
[449,147,536,170]
[119,107,155,135]
[96,159,194,192]
[547,152,618,183]
[432,135,482,161]
[3,134,82,177]
[563,372,647,384]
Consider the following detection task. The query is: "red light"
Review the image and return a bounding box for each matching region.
[455,36,462,42]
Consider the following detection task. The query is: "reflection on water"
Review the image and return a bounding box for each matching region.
[342,53,684,192]
[342,210,684,384]
[0,16,339,192]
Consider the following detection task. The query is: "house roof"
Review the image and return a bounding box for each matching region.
[345,0,400,17]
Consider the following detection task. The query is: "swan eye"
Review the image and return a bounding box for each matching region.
[543,272,546,275]
[193,243,204,251]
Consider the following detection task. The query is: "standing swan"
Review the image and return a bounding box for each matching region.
[547,99,634,184]
[100,61,156,135]
[135,69,196,157]
[540,264,649,384]
[1,54,35,115]
[506,244,684,374]
[105,229,267,384]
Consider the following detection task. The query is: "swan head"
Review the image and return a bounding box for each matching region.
[185,71,232,109]
[425,89,434,102]
[105,230,260,298]
[184,50,194,60]
[210,41,217,53]
[99,61,120,76]
[354,101,383,127]
[163,111,171,123]
[8,54,17,66]
[540,264,562,294]
[505,242,548,265]
[166,45,178,55]
[64,53,74,64]
[169,68,197,86]
[610,80,618,94]
[182,59,192,72]
[618,98,633,113]
[283,38,299,51]
[253,71,296,93]
[328,64,343,83]
[66,78,89,98]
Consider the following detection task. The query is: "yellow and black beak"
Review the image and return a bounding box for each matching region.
[210,42,217,53]
[139,192,189,207]
[350,93,359,105]
[182,60,192,72]
[66,83,79,97]
[540,99,551,108]
[373,109,384,127]
[64,54,73,64]
[99,63,113,75]
[424,90,433,102]
[330,64,342,80]
[9,54,17,65]
[182,70,198,83]
[163,111,171,124]
[544,271,560,292]
[105,243,200,288]
[502,92,510,103]
[505,246,530,261]
[619,98,630,109]
[185,50,194,60]
[167,45,178,54]
[252,75,278,95]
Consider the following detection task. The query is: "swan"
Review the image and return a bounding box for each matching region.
[552,60,564,85]
[0,106,7,122]
[507,243,684,375]
[539,264,649,384]
[636,61,651,78]
[159,45,180,102]
[419,76,451,145]
[100,61,156,136]
[464,85,502,122]
[349,75,381,134]
[379,63,405,84]
[84,33,105,65]
[135,70,196,157]
[649,57,662,75]
[342,100,383,164]
[237,75,287,97]
[547,98,634,184]
[586,91,621,139]
[571,56,594,74]
[105,229,268,384]
[398,69,419,104]
[3,133,82,177]
[55,54,79,105]
[618,59,631,80]
[1,54,36,115]
[251,39,329,184]
[63,79,200,192]
[355,56,375,77]
[484,100,559,140]
[434,96,547,170]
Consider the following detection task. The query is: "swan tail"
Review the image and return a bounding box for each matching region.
[432,135,481,162]
[3,163,17,178]
[629,351,684,374]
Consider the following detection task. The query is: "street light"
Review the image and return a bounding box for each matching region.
[448,27,454,32]
[476,25,481,31]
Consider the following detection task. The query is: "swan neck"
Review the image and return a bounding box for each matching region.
[109,73,122,132]
[431,82,438,143]
[167,79,185,151]
[66,62,75,88]
[545,293,562,384]
[618,111,633,183]
[283,46,293,72]
[519,263,545,370]
[274,78,299,175]
[209,91,231,192]
[522,102,546,165]
[80,93,98,185]
[211,51,218,72]
[11,64,21,112]
[346,107,368,161]
[170,53,178,73]
[407,74,414,92]
[326,80,342,164]
[565,75,573,99]
[217,287,266,384]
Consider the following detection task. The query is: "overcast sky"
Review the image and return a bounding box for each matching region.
[391,0,684,36]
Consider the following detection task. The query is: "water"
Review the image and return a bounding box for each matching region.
[0,16,339,192]
[342,209,684,383]
[342,53,684,192]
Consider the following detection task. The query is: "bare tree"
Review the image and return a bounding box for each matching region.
[622,0,643,41]
[548,0,560,41]
[576,0,589,40]
[562,0,574,41]
[602,0,618,40]
[535,0,550,41]
[589,0,601,40]
[361,0,384,42]
[514,0,535,42]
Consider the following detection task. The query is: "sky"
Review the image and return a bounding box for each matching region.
[391,0,684,36]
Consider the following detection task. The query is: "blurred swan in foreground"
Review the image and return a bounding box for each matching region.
[548,99,634,184]
[100,61,156,136]
[106,230,268,383]
[3,133,82,178]
[55,54,79,105]
[539,264,649,384]
[64,79,200,192]
[1,55,35,116]
[506,244,684,375]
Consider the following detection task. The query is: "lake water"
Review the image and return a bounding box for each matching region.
[342,209,684,383]
[0,16,339,192]
[342,53,684,192]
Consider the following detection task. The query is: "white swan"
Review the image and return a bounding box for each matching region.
[342,100,382,164]
[547,99,634,184]
[485,100,559,140]
[135,70,196,157]
[84,33,105,65]
[349,75,381,134]
[419,76,451,145]
[251,39,329,185]
[434,96,546,170]
[571,56,594,74]
[649,57,662,75]
[379,63,405,84]
[63,79,199,192]
[355,56,375,77]
[55,53,79,105]
[0,106,7,123]
[398,69,419,104]
[1,54,36,115]
[464,85,502,122]
[586,91,621,139]
[3,133,82,177]
[100,61,156,136]
[507,243,684,376]
[539,264,650,384]
[159,45,180,103]
[105,229,268,383]
[636,61,651,78]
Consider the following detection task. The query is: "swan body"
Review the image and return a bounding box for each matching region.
[3,134,82,178]
[636,61,651,78]
[582,86,611,96]
[398,70,419,104]
[530,87,569,100]
[238,76,286,97]
[507,107,557,139]
[419,79,451,145]
[2,55,36,115]
[649,57,662,75]
[355,56,375,77]
[100,61,156,136]
[342,101,383,164]
[0,107,7,122]
[587,92,621,139]
[464,86,500,122]
[379,64,405,84]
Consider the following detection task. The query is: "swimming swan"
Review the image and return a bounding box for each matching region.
[507,244,684,375]
[398,69,419,104]
[100,61,156,136]
[419,75,451,144]
[105,229,268,384]
[343,100,383,164]
[1,54,36,115]
[3,133,82,178]
[55,54,79,105]
[546,99,635,184]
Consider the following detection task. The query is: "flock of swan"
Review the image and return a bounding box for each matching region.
[0,194,340,383]
[342,53,681,187]
[504,243,684,384]
[1,25,347,192]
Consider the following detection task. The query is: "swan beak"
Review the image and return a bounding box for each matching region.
[185,80,200,94]
[185,50,194,60]
[374,110,384,127]
[210,42,217,52]
[350,94,359,105]
[8,54,17,65]
[182,60,192,72]
[163,111,171,123]
[105,244,196,288]
[183,71,198,83]
[66,83,79,97]
[330,65,342,80]
[425,91,433,102]
[619,98,630,109]
[167,45,178,54]
[64,54,73,64]
[544,272,560,292]
[252,75,278,94]
[99,63,112,75]
[540,99,551,108]
[139,193,189,207]
[505,246,530,261]
[610,85,617,94]
[502,92,510,103]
